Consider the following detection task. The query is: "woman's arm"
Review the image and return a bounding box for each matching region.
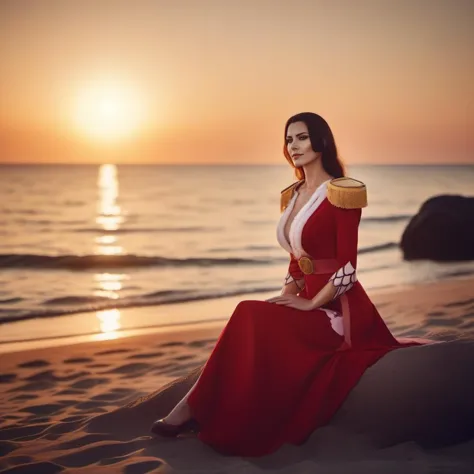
[310,206,361,308]
[281,253,305,295]
[281,277,305,295]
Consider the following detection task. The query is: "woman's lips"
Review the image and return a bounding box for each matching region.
[293,154,303,159]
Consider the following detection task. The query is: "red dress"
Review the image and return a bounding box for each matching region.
[184,179,421,456]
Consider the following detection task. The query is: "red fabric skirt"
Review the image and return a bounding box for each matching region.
[187,296,421,456]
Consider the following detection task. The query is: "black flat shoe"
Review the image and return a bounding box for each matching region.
[150,418,199,437]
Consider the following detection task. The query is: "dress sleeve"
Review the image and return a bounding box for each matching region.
[284,253,305,290]
[329,206,361,299]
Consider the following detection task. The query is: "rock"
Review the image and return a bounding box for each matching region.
[400,194,474,261]
[88,340,474,450]
[330,340,474,448]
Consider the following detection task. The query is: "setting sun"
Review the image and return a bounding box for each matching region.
[72,80,146,143]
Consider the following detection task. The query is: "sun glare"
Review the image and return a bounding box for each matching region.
[73,80,145,142]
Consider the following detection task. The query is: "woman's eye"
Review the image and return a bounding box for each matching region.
[299,136,307,140]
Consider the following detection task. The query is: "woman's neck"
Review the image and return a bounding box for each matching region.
[301,159,333,191]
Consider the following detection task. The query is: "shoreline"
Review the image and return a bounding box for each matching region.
[1,274,473,355]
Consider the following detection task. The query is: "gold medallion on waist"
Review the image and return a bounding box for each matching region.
[298,256,314,275]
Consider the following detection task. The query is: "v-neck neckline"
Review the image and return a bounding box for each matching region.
[283,179,330,248]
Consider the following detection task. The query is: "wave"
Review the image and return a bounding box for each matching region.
[0,286,280,325]
[0,242,397,270]
[362,214,412,223]
[0,297,24,304]
[359,242,399,254]
[0,253,277,270]
[75,226,221,234]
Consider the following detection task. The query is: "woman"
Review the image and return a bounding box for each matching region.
[150,112,422,456]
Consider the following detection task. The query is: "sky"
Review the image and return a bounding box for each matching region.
[1,0,473,165]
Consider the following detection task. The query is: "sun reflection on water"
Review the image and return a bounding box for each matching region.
[93,272,128,299]
[94,164,127,335]
[96,163,125,236]
[94,309,121,340]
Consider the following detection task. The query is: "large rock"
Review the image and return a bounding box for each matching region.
[400,194,474,261]
[87,340,474,450]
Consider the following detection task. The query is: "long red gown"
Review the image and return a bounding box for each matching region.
[183,179,421,456]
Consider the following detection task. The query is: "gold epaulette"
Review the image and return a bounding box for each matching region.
[327,177,368,209]
[280,180,303,212]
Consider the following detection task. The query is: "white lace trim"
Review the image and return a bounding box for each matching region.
[276,180,330,258]
[329,261,357,299]
[276,192,298,254]
[289,181,329,258]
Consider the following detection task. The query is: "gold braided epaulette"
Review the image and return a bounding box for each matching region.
[327,177,368,209]
[280,180,302,212]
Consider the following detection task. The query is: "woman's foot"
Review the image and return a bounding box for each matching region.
[150,417,199,437]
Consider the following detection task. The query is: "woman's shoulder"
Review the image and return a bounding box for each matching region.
[280,179,304,212]
[327,177,367,209]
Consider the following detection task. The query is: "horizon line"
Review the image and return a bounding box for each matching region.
[0,162,472,167]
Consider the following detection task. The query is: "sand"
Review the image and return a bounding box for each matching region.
[1,277,474,473]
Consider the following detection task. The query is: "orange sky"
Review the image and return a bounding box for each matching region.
[1,0,473,165]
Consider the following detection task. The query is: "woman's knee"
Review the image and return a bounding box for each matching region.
[232,299,263,321]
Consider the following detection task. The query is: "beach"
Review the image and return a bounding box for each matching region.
[1,276,473,473]
[2,0,474,470]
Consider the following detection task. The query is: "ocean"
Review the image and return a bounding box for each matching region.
[1,163,473,343]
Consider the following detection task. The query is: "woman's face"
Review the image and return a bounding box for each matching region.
[286,121,321,169]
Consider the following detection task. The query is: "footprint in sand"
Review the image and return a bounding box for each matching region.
[0,373,17,384]
[69,377,110,390]
[101,363,151,375]
[23,370,91,383]
[85,363,110,369]
[17,359,50,369]
[23,404,65,416]
[56,388,85,396]
[8,381,56,392]
[63,357,94,364]
[126,351,165,359]
[10,394,38,402]
[158,341,184,348]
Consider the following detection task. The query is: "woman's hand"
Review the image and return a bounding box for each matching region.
[265,294,316,311]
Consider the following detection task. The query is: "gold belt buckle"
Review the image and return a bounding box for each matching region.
[298,256,314,275]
